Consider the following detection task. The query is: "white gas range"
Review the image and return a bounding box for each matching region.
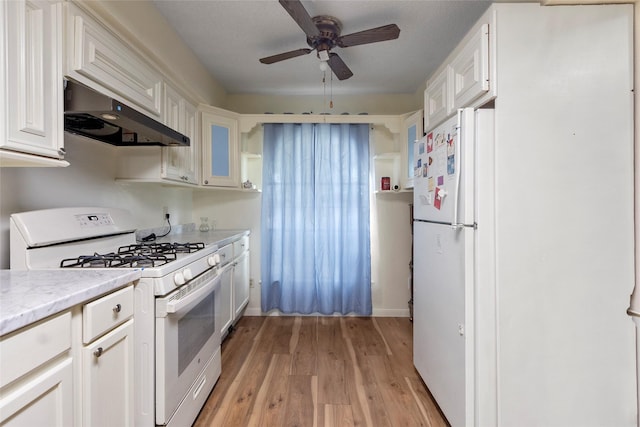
[10,207,222,427]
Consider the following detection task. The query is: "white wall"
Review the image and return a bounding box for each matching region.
[0,135,196,268]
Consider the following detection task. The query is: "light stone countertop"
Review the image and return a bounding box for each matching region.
[137,225,250,249]
[0,269,141,336]
[0,228,248,337]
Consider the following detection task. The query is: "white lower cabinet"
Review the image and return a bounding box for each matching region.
[218,263,234,338]
[0,312,73,426]
[0,359,73,427]
[233,250,250,318]
[219,235,251,340]
[82,320,134,427]
[80,286,134,427]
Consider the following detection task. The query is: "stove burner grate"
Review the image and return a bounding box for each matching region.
[59,242,206,269]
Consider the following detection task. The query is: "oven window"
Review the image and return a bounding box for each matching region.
[177,290,215,375]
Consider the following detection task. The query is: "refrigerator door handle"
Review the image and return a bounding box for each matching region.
[451,109,464,229]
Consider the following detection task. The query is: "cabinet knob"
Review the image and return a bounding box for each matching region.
[113,303,122,313]
[94,347,104,358]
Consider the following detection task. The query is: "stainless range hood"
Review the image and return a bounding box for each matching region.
[64,80,189,147]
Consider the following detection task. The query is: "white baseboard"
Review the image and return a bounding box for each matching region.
[241,307,410,317]
[372,308,410,317]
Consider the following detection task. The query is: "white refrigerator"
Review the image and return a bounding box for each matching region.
[413,107,636,426]
[413,108,486,427]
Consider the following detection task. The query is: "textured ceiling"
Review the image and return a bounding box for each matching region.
[152,0,493,96]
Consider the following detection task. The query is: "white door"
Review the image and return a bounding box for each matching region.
[413,221,474,427]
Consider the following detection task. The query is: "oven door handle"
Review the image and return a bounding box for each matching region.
[165,275,220,315]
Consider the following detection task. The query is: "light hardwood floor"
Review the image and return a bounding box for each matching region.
[194,316,449,427]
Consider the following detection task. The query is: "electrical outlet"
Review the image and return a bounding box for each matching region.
[162,206,168,221]
[249,278,254,288]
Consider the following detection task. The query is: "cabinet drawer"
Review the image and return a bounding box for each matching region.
[233,236,249,257]
[83,286,134,344]
[0,311,71,388]
[218,244,233,267]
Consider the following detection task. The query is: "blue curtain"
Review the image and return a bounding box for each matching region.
[261,123,372,315]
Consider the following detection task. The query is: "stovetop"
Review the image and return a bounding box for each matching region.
[59,242,206,269]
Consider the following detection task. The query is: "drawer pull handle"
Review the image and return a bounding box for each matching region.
[94,347,104,358]
[113,304,122,313]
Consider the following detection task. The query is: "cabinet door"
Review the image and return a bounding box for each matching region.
[233,251,250,319]
[162,84,185,182]
[65,3,162,117]
[450,24,489,110]
[180,100,199,184]
[162,85,198,184]
[424,67,451,130]
[218,265,233,338]
[201,108,239,187]
[0,358,73,427]
[401,110,423,190]
[83,319,134,427]
[1,0,64,161]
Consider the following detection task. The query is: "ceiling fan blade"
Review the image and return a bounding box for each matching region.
[260,48,313,64]
[337,24,400,48]
[278,0,320,38]
[327,53,353,80]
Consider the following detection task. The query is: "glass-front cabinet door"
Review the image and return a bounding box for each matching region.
[200,105,239,187]
[401,109,423,189]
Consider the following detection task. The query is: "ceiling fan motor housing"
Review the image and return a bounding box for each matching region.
[307,16,342,54]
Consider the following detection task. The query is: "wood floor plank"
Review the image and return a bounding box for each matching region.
[290,317,317,375]
[317,353,348,405]
[367,354,429,426]
[283,375,316,427]
[247,353,292,426]
[194,316,448,427]
[323,404,355,427]
[341,318,392,427]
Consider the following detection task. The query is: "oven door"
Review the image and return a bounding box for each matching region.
[155,267,221,425]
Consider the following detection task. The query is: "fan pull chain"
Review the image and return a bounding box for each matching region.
[330,71,333,109]
[322,70,327,113]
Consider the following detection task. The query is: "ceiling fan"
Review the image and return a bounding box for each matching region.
[259,0,400,80]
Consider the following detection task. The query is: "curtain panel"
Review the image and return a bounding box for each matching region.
[261,122,372,315]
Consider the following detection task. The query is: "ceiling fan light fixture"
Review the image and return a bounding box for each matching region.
[318,49,330,61]
[319,60,329,72]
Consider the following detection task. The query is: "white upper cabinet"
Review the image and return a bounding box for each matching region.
[450,24,489,109]
[1,0,68,167]
[64,2,163,117]
[424,67,451,131]
[200,105,240,188]
[162,84,199,184]
[424,23,490,131]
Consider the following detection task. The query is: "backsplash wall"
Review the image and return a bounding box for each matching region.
[0,134,195,269]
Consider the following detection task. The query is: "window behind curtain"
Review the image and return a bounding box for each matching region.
[261,122,372,315]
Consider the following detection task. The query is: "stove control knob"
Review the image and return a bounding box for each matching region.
[207,255,216,266]
[183,268,193,281]
[214,253,221,265]
[174,272,186,286]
